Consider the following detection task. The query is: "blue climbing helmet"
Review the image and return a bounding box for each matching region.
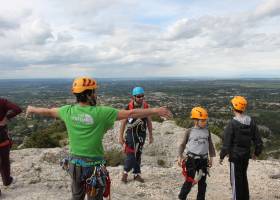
[132,87,144,96]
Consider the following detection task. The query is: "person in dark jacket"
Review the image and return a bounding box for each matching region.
[0,98,22,196]
[119,87,153,183]
[220,96,263,200]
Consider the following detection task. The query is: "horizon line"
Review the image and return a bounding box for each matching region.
[0,76,280,81]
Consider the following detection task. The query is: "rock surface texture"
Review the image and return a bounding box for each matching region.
[0,121,279,199]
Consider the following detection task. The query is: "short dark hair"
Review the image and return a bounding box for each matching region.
[74,89,95,103]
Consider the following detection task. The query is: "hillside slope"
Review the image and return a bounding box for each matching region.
[1,121,279,199]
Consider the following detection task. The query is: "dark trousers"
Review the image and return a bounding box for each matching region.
[230,160,249,200]
[179,158,208,200]
[69,163,104,200]
[124,130,145,174]
[0,145,12,186]
[124,151,142,174]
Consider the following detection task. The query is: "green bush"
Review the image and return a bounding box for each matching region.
[22,120,67,148]
[151,115,164,123]
[215,142,222,151]
[23,131,60,148]
[157,159,166,167]
[104,149,125,167]
[208,125,223,138]
[175,118,192,128]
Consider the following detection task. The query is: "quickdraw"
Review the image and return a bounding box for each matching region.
[83,165,111,200]
[60,157,111,200]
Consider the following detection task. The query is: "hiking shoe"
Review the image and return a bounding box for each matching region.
[121,173,128,183]
[4,177,14,187]
[134,175,144,183]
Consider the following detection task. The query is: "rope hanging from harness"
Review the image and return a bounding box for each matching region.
[181,160,196,184]
[124,119,146,155]
[123,100,148,158]
[181,159,206,185]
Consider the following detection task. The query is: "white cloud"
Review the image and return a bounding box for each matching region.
[253,0,280,19]
[20,18,54,45]
[0,0,280,78]
[164,18,202,40]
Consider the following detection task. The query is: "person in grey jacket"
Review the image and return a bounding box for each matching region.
[178,107,216,200]
[220,96,263,200]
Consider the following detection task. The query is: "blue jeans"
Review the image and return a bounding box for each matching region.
[123,130,146,174]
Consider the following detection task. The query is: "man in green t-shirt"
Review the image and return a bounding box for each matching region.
[26,77,172,200]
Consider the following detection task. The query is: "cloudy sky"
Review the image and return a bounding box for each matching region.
[0,0,280,79]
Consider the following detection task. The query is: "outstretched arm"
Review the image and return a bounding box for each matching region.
[26,106,59,118]
[117,107,172,121]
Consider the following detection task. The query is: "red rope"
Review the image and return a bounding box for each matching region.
[181,160,197,184]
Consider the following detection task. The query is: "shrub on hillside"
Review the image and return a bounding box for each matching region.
[151,115,164,123]
[23,131,60,148]
[21,120,67,148]
[157,159,166,167]
[175,118,192,128]
[208,125,223,138]
[104,149,125,167]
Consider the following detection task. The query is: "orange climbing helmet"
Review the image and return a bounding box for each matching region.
[231,96,247,112]
[190,107,208,120]
[72,77,97,94]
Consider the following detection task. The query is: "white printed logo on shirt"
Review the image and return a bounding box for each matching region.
[71,114,94,125]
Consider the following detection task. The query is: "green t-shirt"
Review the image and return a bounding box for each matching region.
[58,105,118,158]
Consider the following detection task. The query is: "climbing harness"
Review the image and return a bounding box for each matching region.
[181,157,207,186]
[60,157,111,199]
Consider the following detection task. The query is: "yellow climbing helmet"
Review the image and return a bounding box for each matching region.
[72,77,97,94]
[190,107,208,120]
[231,96,247,112]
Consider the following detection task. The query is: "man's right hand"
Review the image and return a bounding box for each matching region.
[26,106,32,116]
[156,107,173,119]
